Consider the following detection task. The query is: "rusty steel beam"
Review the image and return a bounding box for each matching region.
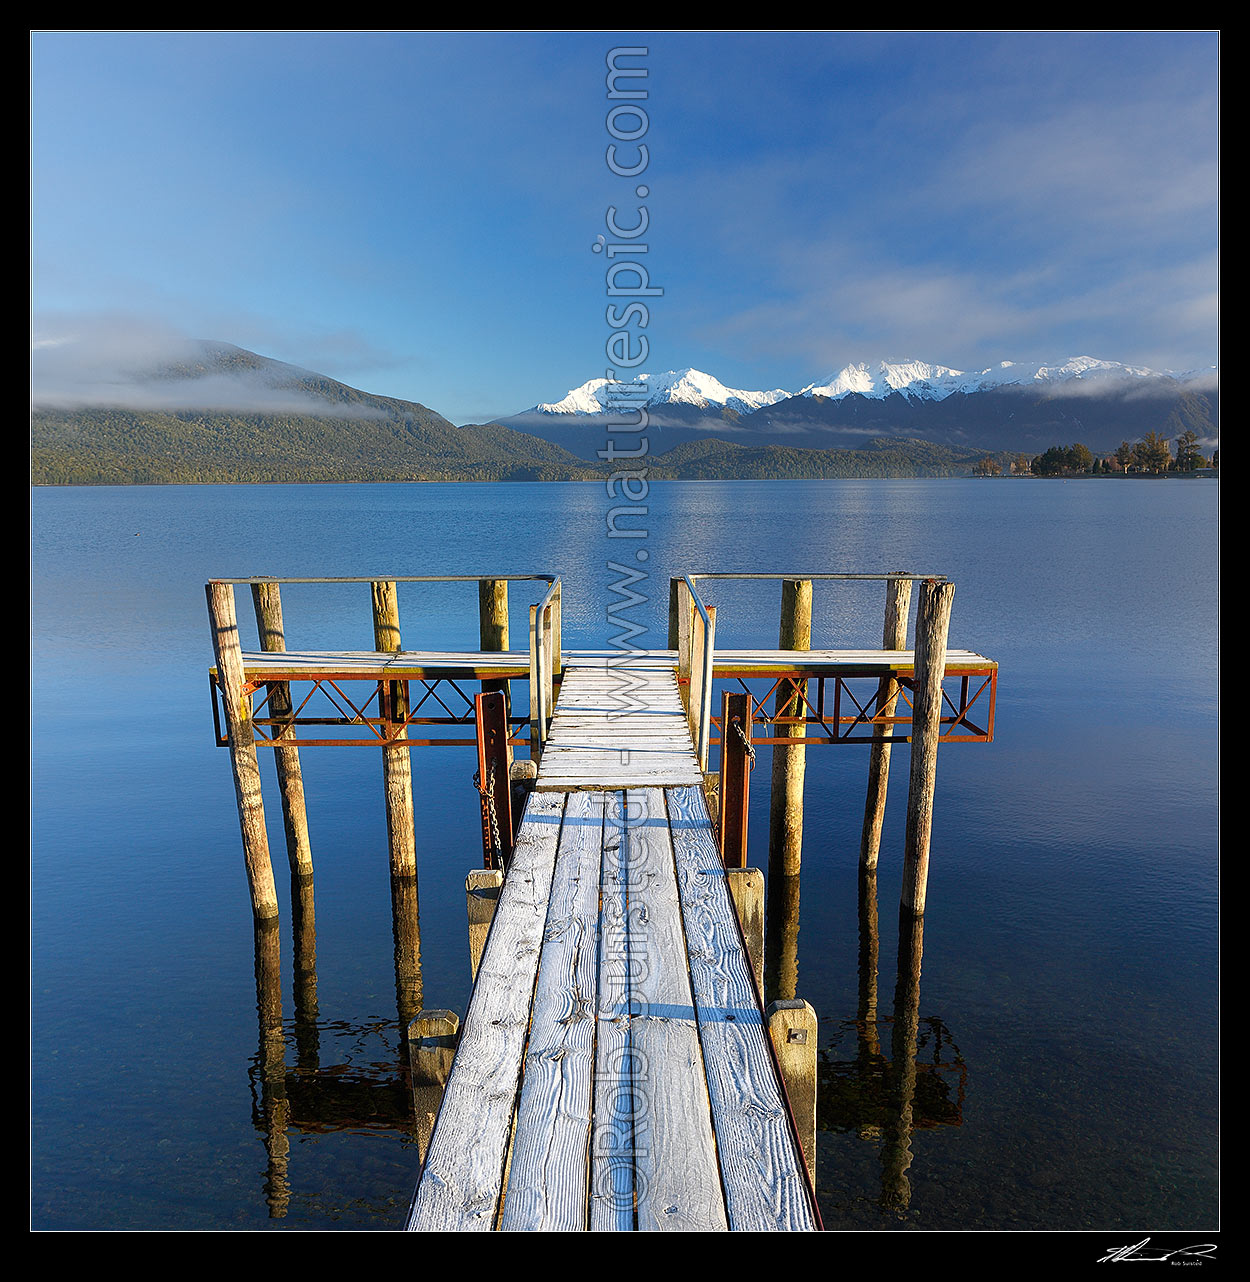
[474,691,513,871]
[718,691,754,870]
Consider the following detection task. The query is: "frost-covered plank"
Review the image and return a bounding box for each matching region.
[666,785,818,1232]
[625,787,728,1232]
[500,792,606,1232]
[590,794,635,1231]
[713,648,996,672]
[407,791,566,1232]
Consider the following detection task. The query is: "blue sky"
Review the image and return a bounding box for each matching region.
[31,30,1218,424]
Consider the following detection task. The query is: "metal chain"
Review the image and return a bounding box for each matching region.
[472,760,502,863]
[732,716,756,768]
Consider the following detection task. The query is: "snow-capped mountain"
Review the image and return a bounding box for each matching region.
[535,367,789,416]
[800,356,1209,401]
[532,356,1214,416]
[502,355,1217,462]
[800,359,970,400]
[535,353,1210,412]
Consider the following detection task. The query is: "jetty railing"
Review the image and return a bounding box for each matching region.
[207,574,560,750]
[674,575,716,771]
[206,573,560,918]
[528,576,561,754]
[669,572,994,914]
[671,573,994,747]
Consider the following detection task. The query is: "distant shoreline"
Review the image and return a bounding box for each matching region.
[31,472,1219,488]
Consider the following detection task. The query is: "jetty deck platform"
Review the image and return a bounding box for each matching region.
[406,658,820,1231]
[224,646,997,750]
[205,574,998,1231]
[230,646,996,684]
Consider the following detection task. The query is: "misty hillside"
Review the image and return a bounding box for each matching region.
[31,342,600,484]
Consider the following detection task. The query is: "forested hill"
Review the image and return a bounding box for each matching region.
[31,406,601,484]
[31,342,600,483]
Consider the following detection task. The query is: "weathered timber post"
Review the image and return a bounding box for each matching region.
[408,1010,461,1166]
[901,579,954,915]
[391,873,423,1032]
[860,575,914,871]
[207,581,279,921]
[478,579,512,765]
[291,870,320,1075]
[766,998,818,1188]
[855,866,882,1139]
[466,869,504,980]
[509,759,537,842]
[856,866,882,1062]
[719,691,754,869]
[769,579,812,878]
[727,867,765,994]
[765,871,801,1005]
[881,912,924,1210]
[668,576,680,651]
[250,581,313,877]
[254,918,290,1217]
[371,580,418,880]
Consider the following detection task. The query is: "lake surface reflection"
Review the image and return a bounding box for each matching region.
[31,479,1218,1230]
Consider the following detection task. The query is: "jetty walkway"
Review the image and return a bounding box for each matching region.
[408,655,817,1230]
[205,574,997,1231]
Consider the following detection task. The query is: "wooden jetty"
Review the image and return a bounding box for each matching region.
[205,573,997,1231]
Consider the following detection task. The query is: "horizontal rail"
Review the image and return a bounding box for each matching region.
[687,573,949,583]
[208,574,557,586]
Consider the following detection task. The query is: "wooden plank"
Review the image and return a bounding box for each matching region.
[538,755,702,768]
[407,791,566,1231]
[590,793,634,1230]
[624,787,728,1232]
[545,710,689,721]
[230,646,995,681]
[500,791,606,1231]
[540,753,698,764]
[545,732,691,742]
[667,785,819,1231]
[537,759,703,776]
[536,664,703,792]
[550,703,687,713]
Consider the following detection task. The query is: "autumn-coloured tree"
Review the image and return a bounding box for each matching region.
[1132,431,1172,474]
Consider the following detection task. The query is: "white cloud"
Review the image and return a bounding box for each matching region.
[31,311,386,415]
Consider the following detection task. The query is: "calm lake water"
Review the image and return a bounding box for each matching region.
[30,479,1218,1232]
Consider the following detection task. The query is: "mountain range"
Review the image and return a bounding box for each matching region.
[501,357,1219,459]
[30,341,1217,484]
